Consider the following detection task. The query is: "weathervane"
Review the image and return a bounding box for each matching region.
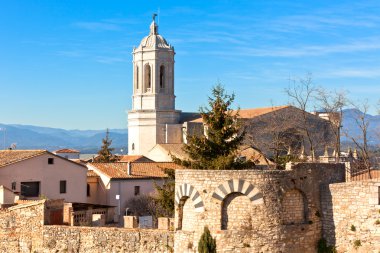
[152,13,157,22]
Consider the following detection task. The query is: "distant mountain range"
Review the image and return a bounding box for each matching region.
[0,108,378,154]
[341,108,380,147]
[0,124,127,154]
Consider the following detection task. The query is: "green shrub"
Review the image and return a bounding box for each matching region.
[198,226,216,253]
[350,225,356,231]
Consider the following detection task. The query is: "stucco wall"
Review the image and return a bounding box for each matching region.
[105,179,164,222]
[321,180,380,252]
[174,163,345,253]
[0,153,87,203]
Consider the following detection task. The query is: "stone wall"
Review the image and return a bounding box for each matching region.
[321,180,380,253]
[0,200,45,252]
[174,163,345,253]
[0,200,174,253]
[42,226,173,252]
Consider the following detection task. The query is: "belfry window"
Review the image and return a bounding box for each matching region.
[135,66,139,89]
[144,64,151,92]
[160,65,165,89]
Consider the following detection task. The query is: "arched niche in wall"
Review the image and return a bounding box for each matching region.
[211,179,263,230]
[175,183,204,230]
[281,188,308,225]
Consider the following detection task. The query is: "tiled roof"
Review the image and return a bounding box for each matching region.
[155,144,188,160]
[190,105,289,122]
[87,170,99,177]
[0,150,47,168]
[54,148,80,153]
[89,162,182,179]
[118,155,153,163]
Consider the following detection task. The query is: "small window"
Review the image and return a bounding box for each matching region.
[48,158,54,164]
[134,186,140,196]
[132,143,135,151]
[11,182,16,191]
[159,65,165,88]
[60,180,67,194]
[21,182,40,197]
[87,184,90,197]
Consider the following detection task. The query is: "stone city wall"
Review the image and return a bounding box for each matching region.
[0,200,174,253]
[321,180,380,253]
[174,163,345,253]
[41,226,174,253]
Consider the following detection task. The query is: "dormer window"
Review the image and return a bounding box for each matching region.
[160,65,165,89]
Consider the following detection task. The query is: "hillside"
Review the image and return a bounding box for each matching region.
[0,108,378,153]
[0,124,127,154]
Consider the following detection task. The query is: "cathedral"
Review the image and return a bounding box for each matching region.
[128,17,336,162]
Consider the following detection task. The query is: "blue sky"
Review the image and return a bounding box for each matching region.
[1,0,380,130]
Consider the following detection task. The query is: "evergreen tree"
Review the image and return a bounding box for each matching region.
[154,168,175,217]
[95,129,118,162]
[198,226,216,253]
[173,84,252,170]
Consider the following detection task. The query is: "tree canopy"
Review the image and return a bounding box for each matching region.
[173,84,252,170]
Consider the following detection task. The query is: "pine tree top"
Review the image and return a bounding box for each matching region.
[173,84,254,170]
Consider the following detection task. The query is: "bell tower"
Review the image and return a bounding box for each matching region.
[128,15,181,155]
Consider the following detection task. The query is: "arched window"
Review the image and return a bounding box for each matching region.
[131,143,135,151]
[144,64,151,92]
[159,65,165,89]
[135,66,139,89]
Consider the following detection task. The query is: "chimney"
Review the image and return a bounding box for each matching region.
[127,163,132,176]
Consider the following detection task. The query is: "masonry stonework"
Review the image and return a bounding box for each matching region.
[321,180,380,253]
[174,163,345,253]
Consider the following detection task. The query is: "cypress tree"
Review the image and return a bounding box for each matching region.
[198,226,216,253]
[172,84,252,170]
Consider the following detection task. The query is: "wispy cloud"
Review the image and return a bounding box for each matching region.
[324,68,380,78]
[201,37,380,58]
[73,21,121,31]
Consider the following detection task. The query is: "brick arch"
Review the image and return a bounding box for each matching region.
[211,179,263,205]
[175,183,204,212]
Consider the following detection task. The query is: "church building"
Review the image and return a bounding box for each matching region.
[127,16,200,156]
[128,17,336,162]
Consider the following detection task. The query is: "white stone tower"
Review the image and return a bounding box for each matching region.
[128,15,181,155]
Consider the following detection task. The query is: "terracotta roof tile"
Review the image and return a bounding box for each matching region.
[155,144,188,160]
[87,170,99,177]
[89,162,182,179]
[54,148,80,153]
[190,105,289,122]
[0,150,47,168]
[118,155,153,163]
